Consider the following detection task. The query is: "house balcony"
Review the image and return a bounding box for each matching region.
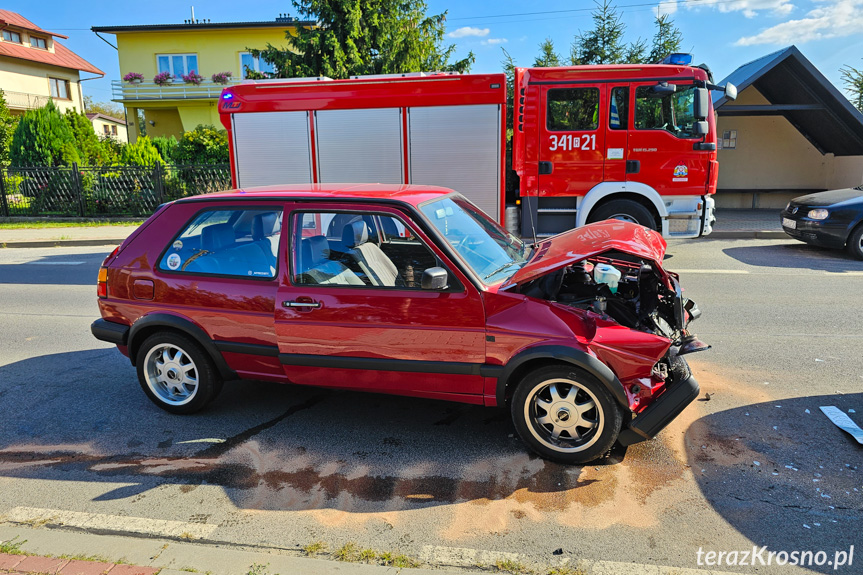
[111,79,241,102]
[5,90,52,111]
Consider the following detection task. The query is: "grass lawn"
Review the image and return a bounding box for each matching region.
[0,220,144,229]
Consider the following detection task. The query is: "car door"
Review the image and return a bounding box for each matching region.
[274,202,487,400]
[537,84,606,197]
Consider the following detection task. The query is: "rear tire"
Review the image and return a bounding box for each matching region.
[136,331,222,414]
[846,223,863,260]
[511,365,623,464]
[588,199,657,230]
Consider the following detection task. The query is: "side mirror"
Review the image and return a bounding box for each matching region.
[421,267,449,290]
[693,87,709,120]
[724,83,738,101]
[694,121,709,136]
[648,82,676,98]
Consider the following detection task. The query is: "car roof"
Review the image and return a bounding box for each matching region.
[176,183,455,207]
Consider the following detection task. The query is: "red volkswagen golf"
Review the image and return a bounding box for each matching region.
[92,184,707,464]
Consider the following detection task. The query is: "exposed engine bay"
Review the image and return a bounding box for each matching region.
[517,251,701,346]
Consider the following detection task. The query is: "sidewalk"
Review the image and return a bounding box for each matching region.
[0,210,785,248]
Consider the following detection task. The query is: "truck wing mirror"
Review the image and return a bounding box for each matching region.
[694,121,709,136]
[724,83,738,101]
[693,87,709,120]
[421,267,449,290]
[648,82,676,98]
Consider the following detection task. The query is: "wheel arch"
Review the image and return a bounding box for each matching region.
[128,314,236,380]
[495,345,629,410]
[576,181,668,231]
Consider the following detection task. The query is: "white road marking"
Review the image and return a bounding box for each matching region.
[176,438,226,444]
[3,506,218,540]
[672,269,750,274]
[25,261,86,265]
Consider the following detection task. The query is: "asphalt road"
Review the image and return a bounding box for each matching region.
[0,239,861,574]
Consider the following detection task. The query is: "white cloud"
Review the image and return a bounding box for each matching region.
[736,0,863,45]
[447,26,490,38]
[482,38,509,45]
[654,0,679,16]
[688,0,795,18]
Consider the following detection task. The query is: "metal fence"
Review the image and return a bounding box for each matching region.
[0,164,232,217]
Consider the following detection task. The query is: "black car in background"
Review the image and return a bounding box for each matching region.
[780,187,863,260]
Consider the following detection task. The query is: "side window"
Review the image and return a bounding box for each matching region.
[159,207,283,278]
[635,84,699,138]
[546,88,600,131]
[292,212,451,289]
[609,87,629,130]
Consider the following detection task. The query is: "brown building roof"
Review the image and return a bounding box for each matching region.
[0,10,103,75]
[86,112,126,124]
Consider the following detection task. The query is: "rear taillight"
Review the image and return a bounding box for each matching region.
[97,267,108,298]
[97,246,120,298]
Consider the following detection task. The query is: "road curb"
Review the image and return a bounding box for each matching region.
[705,230,787,240]
[1,239,126,248]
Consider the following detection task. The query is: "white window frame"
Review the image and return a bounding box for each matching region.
[156,53,199,78]
[239,52,275,78]
[2,30,22,43]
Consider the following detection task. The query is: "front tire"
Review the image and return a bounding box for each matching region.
[511,365,623,464]
[588,199,657,230]
[136,331,221,414]
[846,223,863,260]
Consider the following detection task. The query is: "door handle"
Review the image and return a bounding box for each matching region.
[283,300,322,309]
[625,160,640,174]
[538,161,553,175]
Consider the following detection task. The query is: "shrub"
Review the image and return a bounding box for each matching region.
[182,70,204,85]
[65,109,111,166]
[123,72,144,83]
[211,71,233,84]
[152,135,178,163]
[120,136,164,166]
[0,89,15,168]
[174,125,229,165]
[153,72,173,86]
[10,101,79,167]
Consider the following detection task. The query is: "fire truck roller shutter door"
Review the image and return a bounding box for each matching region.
[315,108,404,184]
[408,104,501,222]
[232,112,313,187]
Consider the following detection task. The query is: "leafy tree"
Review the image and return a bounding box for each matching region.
[249,0,473,79]
[152,135,179,163]
[99,134,125,165]
[120,135,163,166]
[0,89,16,168]
[624,37,648,65]
[83,95,125,120]
[10,101,79,167]
[648,14,683,63]
[534,38,561,68]
[65,109,111,166]
[841,62,863,111]
[173,125,229,165]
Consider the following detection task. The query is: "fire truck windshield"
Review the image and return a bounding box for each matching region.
[420,195,531,285]
[635,84,701,139]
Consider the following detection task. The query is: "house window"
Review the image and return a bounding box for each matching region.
[30,36,47,49]
[112,125,118,135]
[240,52,275,78]
[49,78,70,100]
[157,53,199,78]
[103,125,111,136]
[1,30,22,43]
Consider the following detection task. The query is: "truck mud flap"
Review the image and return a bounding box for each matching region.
[617,372,700,446]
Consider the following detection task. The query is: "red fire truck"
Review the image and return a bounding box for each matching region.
[218,55,736,239]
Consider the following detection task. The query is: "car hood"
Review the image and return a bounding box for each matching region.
[792,188,863,207]
[507,220,667,286]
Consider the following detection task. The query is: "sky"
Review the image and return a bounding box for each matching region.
[6,0,863,106]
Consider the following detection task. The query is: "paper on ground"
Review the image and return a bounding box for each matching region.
[820,406,863,445]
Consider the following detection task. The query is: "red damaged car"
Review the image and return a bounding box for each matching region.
[91,185,706,464]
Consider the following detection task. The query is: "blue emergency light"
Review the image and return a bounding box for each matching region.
[660,53,693,66]
[222,92,234,100]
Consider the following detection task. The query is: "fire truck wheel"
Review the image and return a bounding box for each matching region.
[588,199,657,230]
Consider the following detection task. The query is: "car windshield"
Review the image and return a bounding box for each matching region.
[420,195,531,284]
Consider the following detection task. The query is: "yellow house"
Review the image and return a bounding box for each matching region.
[91,15,311,141]
[0,9,103,115]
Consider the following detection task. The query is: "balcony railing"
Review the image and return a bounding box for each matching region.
[5,90,52,110]
[111,79,241,101]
